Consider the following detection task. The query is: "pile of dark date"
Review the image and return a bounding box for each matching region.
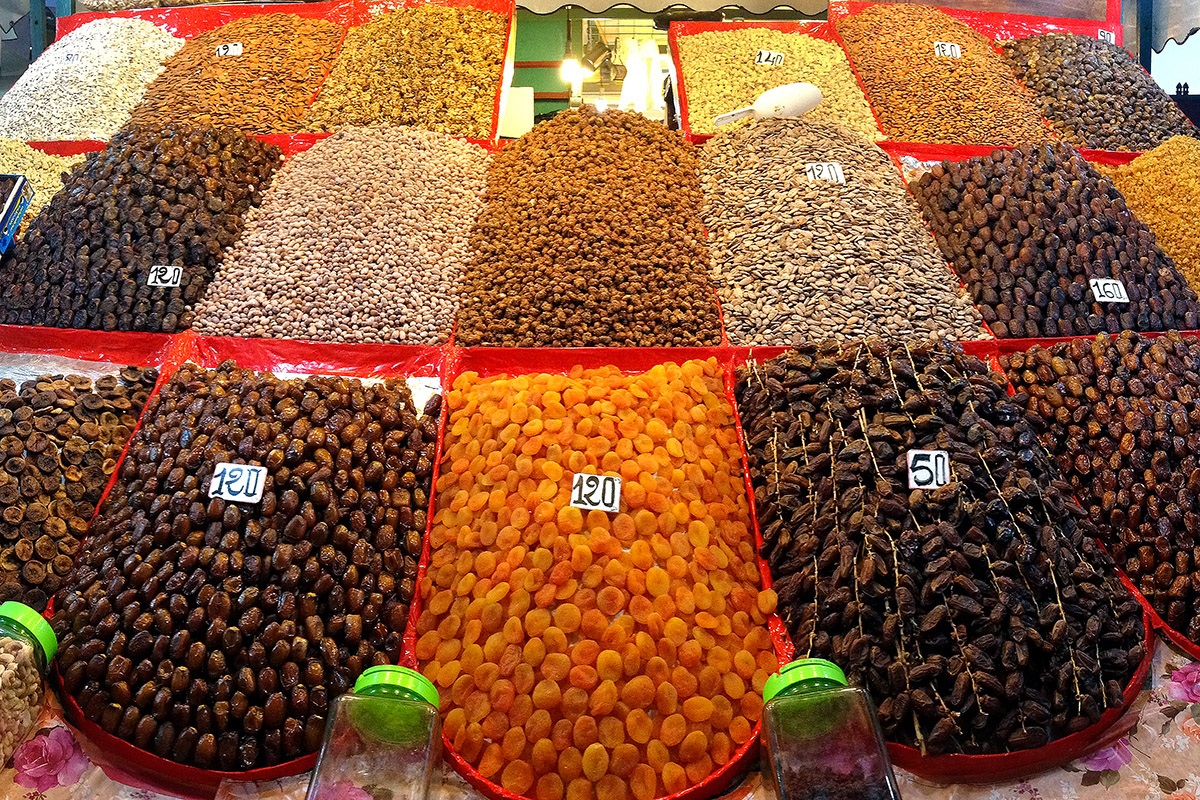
[736,339,1145,755]
[51,362,438,770]
[1003,331,1200,645]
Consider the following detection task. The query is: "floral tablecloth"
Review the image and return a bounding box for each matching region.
[4,639,1199,800]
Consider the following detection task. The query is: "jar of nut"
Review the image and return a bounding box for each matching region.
[762,659,900,800]
[0,601,56,763]
[305,666,441,800]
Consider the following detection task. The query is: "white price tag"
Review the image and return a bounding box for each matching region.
[209,462,267,503]
[147,265,183,288]
[804,162,846,184]
[570,473,621,513]
[1097,29,1116,44]
[1089,277,1130,304]
[215,42,243,57]
[933,41,962,58]
[755,49,785,66]
[908,450,951,489]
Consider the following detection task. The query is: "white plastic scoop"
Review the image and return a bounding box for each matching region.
[712,82,824,127]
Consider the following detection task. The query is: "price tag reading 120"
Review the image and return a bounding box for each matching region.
[147,265,182,288]
[209,462,267,503]
[933,41,962,58]
[1090,277,1130,304]
[908,450,951,490]
[570,473,621,514]
[215,42,243,57]
[805,162,846,184]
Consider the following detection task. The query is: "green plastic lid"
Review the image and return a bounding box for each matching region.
[763,658,846,702]
[0,602,57,663]
[354,665,439,706]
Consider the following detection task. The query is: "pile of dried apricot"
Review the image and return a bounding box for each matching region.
[415,360,778,800]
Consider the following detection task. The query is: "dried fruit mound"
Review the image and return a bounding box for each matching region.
[0,367,156,611]
[52,362,440,770]
[909,142,1200,339]
[0,124,282,334]
[736,339,1145,756]
[417,360,777,800]
[1002,332,1200,646]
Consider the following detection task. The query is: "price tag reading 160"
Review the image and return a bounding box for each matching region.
[570,473,621,514]
[908,450,951,490]
[209,462,267,503]
[1089,277,1130,304]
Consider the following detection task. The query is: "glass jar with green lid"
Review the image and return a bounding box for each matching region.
[761,658,900,800]
[305,665,442,800]
[0,601,57,764]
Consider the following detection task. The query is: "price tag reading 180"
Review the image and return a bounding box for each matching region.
[755,49,785,66]
[1097,29,1116,44]
[805,162,846,184]
[1089,277,1130,304]
[908,450,951,490]
[209,462,267,503]
[147,265,182,288]
[215,42,243,57]
[570,473,621,514]
[933,41,962,58]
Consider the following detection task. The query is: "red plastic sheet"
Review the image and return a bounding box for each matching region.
[827,1,1122,46]
[26,140,105,157]
[55,0,358,41]
[407,347,780,800]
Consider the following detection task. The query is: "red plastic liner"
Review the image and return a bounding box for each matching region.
[26,140,105,157]
[55,0,359,41]
[827,1,1122,46]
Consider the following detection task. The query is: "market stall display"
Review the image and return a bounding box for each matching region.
[193,127,488,345]
[0,366,155,611]
[307,5,509,140]
[1000,34,1198,152]
[700,118,984,345]
[836,5,1049,146]
[456,107,723,347]
[0,18,182,142]
[1001,332,1200,648]
[735,339,1147,755]
[0,124,283,333]
[671,23,879,139]
[50,360,441,770]
[1099,137,1200,292]
[419,359,778,799]
[0,602,57,764]
[126,15,343,135]
[0,142,85,234]
[908,143,1200,339]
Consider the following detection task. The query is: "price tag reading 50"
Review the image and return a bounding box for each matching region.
[570,473,621,514]
[209,462,267,503]
[907,450,951,490]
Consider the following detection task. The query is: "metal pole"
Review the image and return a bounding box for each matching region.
[1137,0,1152,71]
[29,0,45,59]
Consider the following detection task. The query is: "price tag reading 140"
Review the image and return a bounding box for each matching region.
[215,42,243,57]
[933,41,962,58]
[755,49,785,66]
[209,462,267,503]
[908,450,951,490]
[570,473,621,514]
[805,162,846,184]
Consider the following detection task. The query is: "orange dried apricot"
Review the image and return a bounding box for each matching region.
[501,760,536,795]
[630,764,657,800]
[566,779,594,800]
[537,774,565,800]
[596,774,627,800]
[662,763,688,794]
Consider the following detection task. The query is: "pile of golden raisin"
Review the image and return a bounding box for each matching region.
[415,360,777,800]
